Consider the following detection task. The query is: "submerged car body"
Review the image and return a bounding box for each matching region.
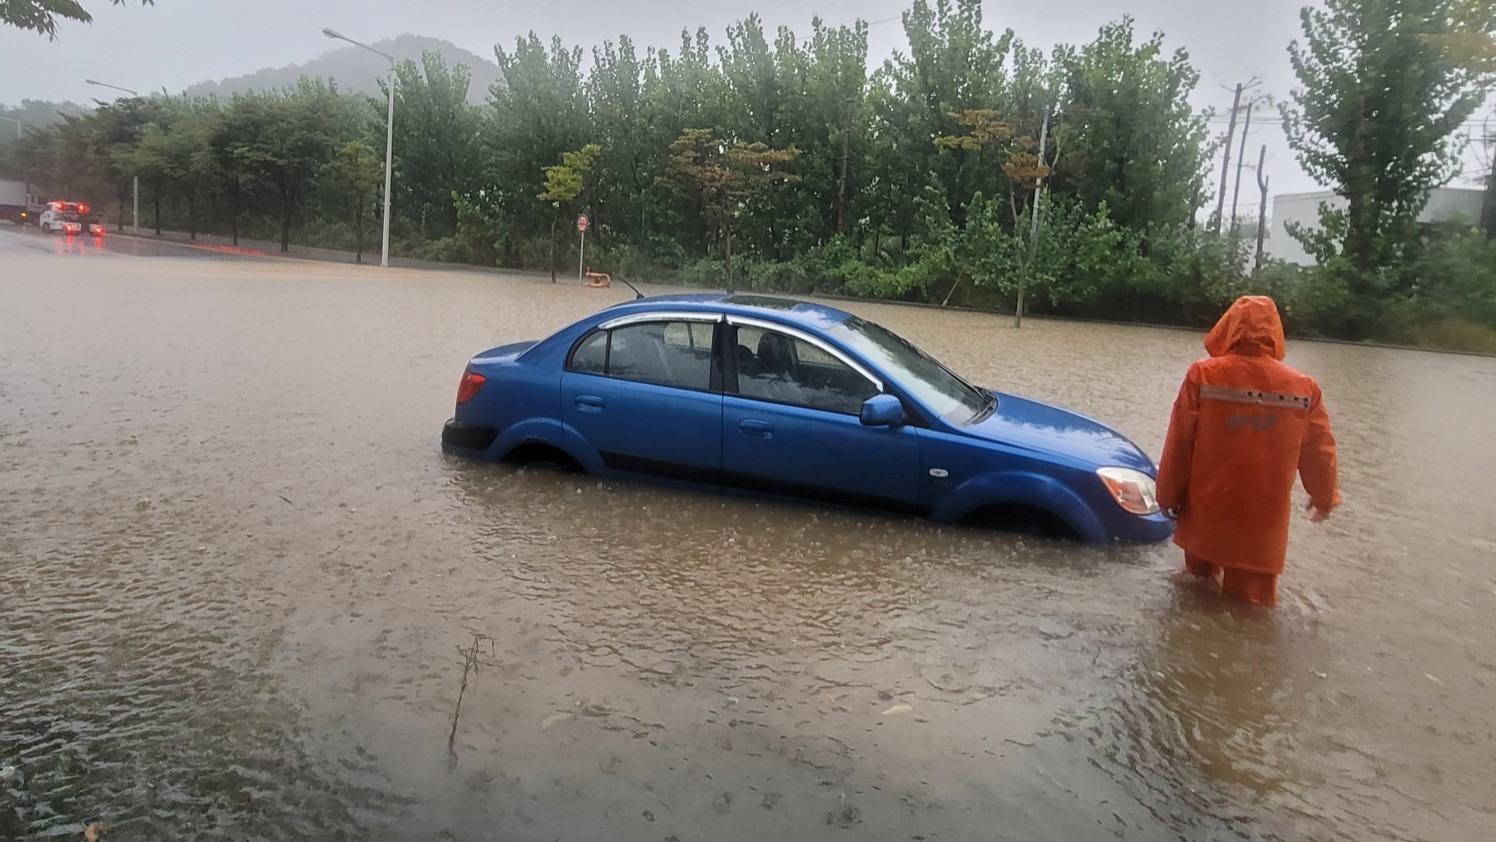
[442,294,1172,544]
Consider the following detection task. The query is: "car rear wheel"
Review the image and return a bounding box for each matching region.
[503,443,583,473]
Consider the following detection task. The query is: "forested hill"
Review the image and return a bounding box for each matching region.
[181,34,501,103]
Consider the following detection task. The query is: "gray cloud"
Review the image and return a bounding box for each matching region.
[1,0,1489,197]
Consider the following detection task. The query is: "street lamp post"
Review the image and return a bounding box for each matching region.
[85,79,141,235]
[323,27,395,269]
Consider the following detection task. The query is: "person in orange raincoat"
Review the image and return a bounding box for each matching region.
[1156,296,1341,606]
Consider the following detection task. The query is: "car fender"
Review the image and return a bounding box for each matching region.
[491,416,603,473]
[929,470,1107,544]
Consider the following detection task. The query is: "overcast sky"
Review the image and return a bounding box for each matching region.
[1,0,1490,200]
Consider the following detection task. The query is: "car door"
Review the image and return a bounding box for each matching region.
[721,319,920,512]
[560,314,723,485]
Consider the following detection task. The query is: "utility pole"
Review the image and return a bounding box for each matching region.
[1254,144,1270,276]
[1230,101,1254,235]
[1015,107,1050,329]
[1214,78,1258,233]
[836,95,855,235]
[1481,131,1495,241]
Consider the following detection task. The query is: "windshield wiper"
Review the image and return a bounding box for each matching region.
[972,387,998,422]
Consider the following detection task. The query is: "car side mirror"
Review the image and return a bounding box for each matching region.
[860,394,906,428]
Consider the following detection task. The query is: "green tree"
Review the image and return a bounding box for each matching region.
[876,0,1015,236]
[212,94,270,246]
[125,121,173,235]
[1281,0,1491,334]
[323,141,383,263]
[168,103,221,240]
[487,33,590,262]
[2,0,151,39]
[87,96,166,231]
[586,36,652,249]
[1056,18,1209,235]
[1427,0,1496,75]
[660,128,799,288]
[233,81,350,252]
[122,98,219,239]
[388,52,484,241]
[934,109,1022,304]
[537,143,601,282]
[635,27,727,258]
[800,18,871,241]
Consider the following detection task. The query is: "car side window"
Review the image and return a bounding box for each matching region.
[570,330,608,374]
[569,321,715,390]
[734,326,878,414]
[609,322,713,389]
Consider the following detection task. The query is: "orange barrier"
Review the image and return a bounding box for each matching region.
[585,270,611,289]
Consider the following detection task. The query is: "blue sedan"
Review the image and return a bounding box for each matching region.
[442,294,1172,544]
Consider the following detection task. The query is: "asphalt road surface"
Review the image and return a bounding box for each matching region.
[0,223,262,260]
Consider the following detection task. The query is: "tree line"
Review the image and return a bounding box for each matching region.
[2,0,1493,349]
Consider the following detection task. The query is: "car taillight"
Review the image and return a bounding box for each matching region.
[456,371,486,404]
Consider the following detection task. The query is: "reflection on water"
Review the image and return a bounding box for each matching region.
[2,252,1493,840]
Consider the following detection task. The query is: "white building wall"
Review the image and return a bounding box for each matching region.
[1420,188,1485,225]
[1269,187,1487,266]
[1271,191,1338,266]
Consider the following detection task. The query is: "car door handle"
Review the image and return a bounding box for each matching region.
[575,394,605,412]
[739,419,774,437]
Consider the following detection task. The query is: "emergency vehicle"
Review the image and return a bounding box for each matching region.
[39,201,105,236]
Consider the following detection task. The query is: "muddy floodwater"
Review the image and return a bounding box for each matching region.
[2,243,1494,841]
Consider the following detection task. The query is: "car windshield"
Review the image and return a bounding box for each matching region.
[830,316,989,422]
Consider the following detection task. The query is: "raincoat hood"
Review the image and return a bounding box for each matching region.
[1204,296,1286,360]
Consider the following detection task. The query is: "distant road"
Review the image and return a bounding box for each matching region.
[0,223,262,260]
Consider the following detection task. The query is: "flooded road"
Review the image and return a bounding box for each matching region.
[3,236,1494,841]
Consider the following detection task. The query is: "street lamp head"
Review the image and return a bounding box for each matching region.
[322,28,344,40]
[85,79,137,96]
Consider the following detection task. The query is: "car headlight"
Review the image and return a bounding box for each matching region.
[1096,467,1160,515]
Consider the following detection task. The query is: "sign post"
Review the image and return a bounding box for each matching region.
[576,213,589,283]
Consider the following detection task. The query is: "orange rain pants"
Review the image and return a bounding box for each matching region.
[1156,296,1341,607]
[1184,555,1280,607]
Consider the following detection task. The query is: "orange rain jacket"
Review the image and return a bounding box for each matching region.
[1156,296,1341,575]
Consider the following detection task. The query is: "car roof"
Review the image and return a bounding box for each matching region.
[602,293,856,331]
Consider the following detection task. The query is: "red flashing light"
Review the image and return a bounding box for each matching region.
[455,371,486,404]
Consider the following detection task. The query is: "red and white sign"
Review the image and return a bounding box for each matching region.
[576,214,589,233]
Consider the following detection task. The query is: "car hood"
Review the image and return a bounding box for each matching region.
[963,391,1156,474]
[471,341,539,365]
